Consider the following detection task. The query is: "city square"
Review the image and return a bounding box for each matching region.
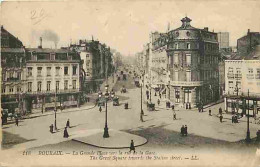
[1,1,260,167]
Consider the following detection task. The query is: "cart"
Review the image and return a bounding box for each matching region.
[113,97,119,106]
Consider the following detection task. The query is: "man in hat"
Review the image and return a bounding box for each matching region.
[184,125,188,136]
[181,125,185,136]
[157,99,160,106]
[209,108,212,116]
[99,106,102,112]
[66,119,70,128]
[15,117,19,126]
[129,140,135,153]
[173,111,176,120]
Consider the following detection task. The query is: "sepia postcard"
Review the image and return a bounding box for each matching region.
[0,0,260,166]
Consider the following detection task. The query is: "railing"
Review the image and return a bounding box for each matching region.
[227,73,234,79]
[246,74,254,79]
[235,74,242,79]
[224,91,260,99]
[170,81,203,86]
[6,78,21,82]
[25,88,80,95]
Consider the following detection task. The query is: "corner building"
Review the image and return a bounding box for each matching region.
[167,17,220,108]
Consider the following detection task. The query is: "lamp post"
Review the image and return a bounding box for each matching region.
[103,85,109,138]
[246,89,251,143]
[168,81,170,100]
[54,86,57,130]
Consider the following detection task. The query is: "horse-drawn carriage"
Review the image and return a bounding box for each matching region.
[113,97,119,106]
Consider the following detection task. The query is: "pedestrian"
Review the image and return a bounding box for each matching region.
[184,125,188,136]
[256,130,260,142]
[159,93,161,99]
[63,127,69,138]
[129,140,136,153]
[181,125,185,136]
[209,108,212,116]
[232,115,234,123]
[50,124,54,133]
[157,99,160,106]
[220,114,223,123]
[66,119,70,128]
[99,106,102,112]
[173,111,176,120]
[171,104,175,111]
[219,107,223,115]
[15,117,19,126]
[155,92,157,96]
[147,94,149,100]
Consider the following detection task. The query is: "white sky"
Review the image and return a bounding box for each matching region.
[1,0,260,55]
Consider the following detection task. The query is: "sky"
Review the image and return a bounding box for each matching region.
[1,0,260,56]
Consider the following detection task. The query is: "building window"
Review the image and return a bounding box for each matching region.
[47,67,51,76]
[72,80,76,89]
[187,43,191,49]
[248,68,253,73]
[2,86,6,93]
[64,66,68,75]
[56,81,60,90]
[174,70,178,81]
[28,82,32,92]
[17,72,21,80]
[186,54,191,66]
[196,43,199,49]
[256,68,260,79]
[17,87,21,92]
[50,53,55,60]
[37,81,42,91]
[27,67,33,76]
[37,67,42,76]
[175,89,180,103]
[186,70,191,82]
[174,54,179,65]
[47,81,51,91]
[228,81,233,90]
[73,65,77,75]
[9,87,14,93]
[175,43,179,49]
[55,67,60,76]
[64,80,68,90]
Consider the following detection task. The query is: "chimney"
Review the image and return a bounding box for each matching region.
[38,37,42,49]
[204,27,208,31]
[248,29,250,35]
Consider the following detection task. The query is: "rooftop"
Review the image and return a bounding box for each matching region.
[26,48,75,54]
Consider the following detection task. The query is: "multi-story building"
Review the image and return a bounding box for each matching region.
[151,32,168,86]
[24,46,81,113]
[167,17,220,108]
[224,45,260,115]
[217,32,229,49]
[69,39,114,94]
[1,26,27,114]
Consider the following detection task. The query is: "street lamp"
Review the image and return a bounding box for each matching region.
[103,85,109,138]
[168,81,170,100]
[246,89,251,143]
[54,86,57,130]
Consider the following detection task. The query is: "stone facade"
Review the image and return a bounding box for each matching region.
[167,17,220,107]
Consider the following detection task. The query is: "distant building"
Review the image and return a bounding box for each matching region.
[217,32,229,49]
[237,29,260,57]
[69,39,114,93]
[224,45,260,115]
[151,32,168,87]
[167,17,220,107]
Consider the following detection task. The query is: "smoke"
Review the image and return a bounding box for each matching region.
[41,29,60,48]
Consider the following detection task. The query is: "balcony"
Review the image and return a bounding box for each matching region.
[170,81,203,87]
[25,88,80,96]
[227,73,234,79]
[6,78,21,82]
[235,73,242,79]
[246,74,254,80]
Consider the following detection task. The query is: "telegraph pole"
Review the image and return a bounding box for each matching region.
[246,89,251,143]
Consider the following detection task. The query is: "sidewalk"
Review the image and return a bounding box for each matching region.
[21,102,97,121]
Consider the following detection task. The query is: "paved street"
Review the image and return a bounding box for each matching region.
[1,73,260,166]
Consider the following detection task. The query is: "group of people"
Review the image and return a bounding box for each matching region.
[49,119,70,138]
[180,125,188,136]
